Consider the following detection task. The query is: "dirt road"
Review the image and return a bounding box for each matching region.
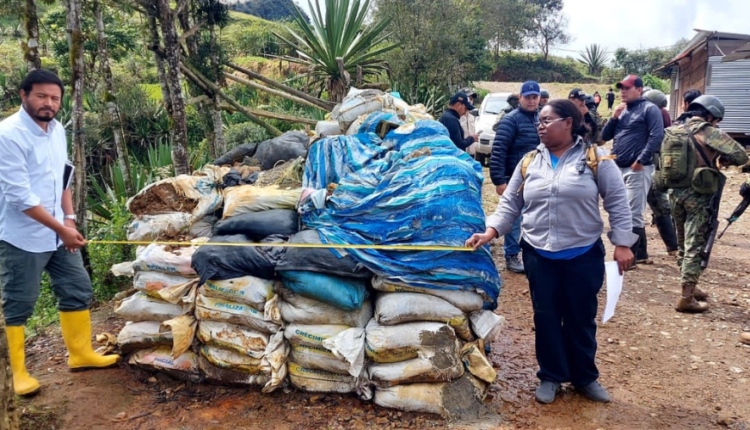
[16,171,750,430]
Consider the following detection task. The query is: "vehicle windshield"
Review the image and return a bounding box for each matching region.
[483,98,509,115]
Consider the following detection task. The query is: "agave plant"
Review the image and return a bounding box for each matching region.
[578,44,610,76]
[273,0,400,102]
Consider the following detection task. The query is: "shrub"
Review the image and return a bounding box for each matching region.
[490,52,591,83]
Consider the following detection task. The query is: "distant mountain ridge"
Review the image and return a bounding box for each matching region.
[227,0,309,22]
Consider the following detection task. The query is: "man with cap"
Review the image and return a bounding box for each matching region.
[488,81,541,273]
[460,89,480,156]
[439,91,479,151]
[602,75,665,267]
[568,88,588,115]
[538,89,550,110]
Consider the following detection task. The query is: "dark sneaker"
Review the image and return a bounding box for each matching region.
[535,381,561,404]
[505,254,525,274]
[577,381,611,403]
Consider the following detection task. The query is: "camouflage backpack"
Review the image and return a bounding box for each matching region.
[655,123,702,190]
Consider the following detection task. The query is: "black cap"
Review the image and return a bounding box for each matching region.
[568,88,586,100]
[450,92,475,110]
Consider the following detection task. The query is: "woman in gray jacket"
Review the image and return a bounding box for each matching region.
[466,99,636,405]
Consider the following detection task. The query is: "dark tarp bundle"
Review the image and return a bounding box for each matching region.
[253,131,309,171]
[300,120,501,309]
[213,210,299,240]
[213,142,260,166]
[191,234,287,285]
[275,229,370,278]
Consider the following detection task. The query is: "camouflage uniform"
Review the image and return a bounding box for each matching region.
[668,118,750,285]
[493,95,520,131]
[647,187,672,218]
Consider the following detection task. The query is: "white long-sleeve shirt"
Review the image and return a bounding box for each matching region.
[0,107,68,252]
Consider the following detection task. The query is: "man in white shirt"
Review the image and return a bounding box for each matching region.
[0,70,119,396]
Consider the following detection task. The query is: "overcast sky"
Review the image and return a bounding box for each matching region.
[559,0,750,55]
[296,0,750,57]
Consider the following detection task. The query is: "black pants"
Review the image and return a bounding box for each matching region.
[521,239,605,387]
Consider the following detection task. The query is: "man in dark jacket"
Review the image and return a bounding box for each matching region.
[606,88,616,111]
[602,75,664,266]
[439,91,478,150]
[489,81,541,273]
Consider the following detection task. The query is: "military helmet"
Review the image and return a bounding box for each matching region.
[643,89,668,109]
[507,93,520,102]
[584,95,597,108]
[540,89,550,98]
[688,95,725,119]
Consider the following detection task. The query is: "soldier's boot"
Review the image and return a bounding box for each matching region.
[654,216,678,255]
[676,283,709,313]
[693,286,708,301]
[631,227,652,265]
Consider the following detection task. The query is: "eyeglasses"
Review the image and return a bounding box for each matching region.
[537,117,565,128]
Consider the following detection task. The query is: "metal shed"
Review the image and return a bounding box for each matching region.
[658,30,750,143]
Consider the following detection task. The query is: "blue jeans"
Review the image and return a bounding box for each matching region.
[503,216,522,258]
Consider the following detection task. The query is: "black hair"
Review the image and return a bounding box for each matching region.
[676,105,711,124]
[20,69,64,97]
[609,88,613,91]
[683,89,702,105]
[545,99,589,140]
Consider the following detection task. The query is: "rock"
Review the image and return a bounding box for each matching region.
[717,414,734,427]
[115,412,127,420]
[740,332,750,345]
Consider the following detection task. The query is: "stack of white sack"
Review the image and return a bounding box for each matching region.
[368,277,505,416]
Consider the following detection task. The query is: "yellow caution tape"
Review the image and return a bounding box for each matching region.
[86,240,474,252]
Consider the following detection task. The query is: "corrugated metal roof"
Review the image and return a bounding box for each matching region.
[657,29,750,71]
[706,56,750,135]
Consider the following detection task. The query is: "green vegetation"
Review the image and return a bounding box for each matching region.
[228,0,310,22]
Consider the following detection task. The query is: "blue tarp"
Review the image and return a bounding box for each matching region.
[357,111,402,135]
[302,133,386,190]
[301,120,501,309]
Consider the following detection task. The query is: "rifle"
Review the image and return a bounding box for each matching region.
[700,171,726,269]
[685,124,725,269]
[717,182,750,239]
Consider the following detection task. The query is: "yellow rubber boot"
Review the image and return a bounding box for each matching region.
[6,326,41,396]
[59,310,120,370]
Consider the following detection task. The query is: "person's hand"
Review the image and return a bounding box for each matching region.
[465,229,498,251]
[613,103,627,119]
[496,184,507,196]
[614,246,634,275]
[59,226,86,252]
[631,161,643,171]
[471,134,480,141]
[64,219,76,229]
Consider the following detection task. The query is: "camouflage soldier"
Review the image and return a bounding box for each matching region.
[643,89,678,256]
[538,89,550,110]
[492,94,520,131]
[660,95,749,312]
[584,95,607,144]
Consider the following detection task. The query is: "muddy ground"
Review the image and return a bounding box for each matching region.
[16,170,750,430]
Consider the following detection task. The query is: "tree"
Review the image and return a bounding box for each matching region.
[478,0,534,58]
[274,0,399,102]
[0,290,20,430]
[67,0,88,238]
[374,0,487,107]
[612,39,688,77]
[578,44,609,76]
[94,0,132,194]
[24,0,42,71]
[156,0,190,175]
[527,1,570,61]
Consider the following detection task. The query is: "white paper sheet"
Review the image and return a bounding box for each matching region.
[602,261,623,324]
